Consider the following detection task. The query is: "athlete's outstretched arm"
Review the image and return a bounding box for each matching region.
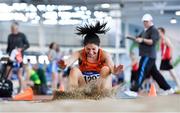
[103,51,124,75]
[58,50,80,69]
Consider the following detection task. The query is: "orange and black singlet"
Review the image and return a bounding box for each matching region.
[79,48,107,82]
[79,48,106,73]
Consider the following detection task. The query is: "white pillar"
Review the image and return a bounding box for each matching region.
[125,21,130,55]
[38,23,46,51]
[114,11,122,65]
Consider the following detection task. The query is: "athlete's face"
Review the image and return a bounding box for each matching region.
[84,43,99,58]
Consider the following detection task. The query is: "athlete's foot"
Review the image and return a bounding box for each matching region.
[59,85,65,92]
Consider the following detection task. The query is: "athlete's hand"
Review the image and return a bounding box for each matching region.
[114,64,124,75]
[57,60,66,69]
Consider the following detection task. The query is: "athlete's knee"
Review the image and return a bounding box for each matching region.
[100,66,111,78]
[70,67,79,73]
[69,67,81,76]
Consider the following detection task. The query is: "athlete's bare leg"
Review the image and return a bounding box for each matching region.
[68,67,85,90]
[96,66,111,91]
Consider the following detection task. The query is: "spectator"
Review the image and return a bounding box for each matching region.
[6,21,30,93]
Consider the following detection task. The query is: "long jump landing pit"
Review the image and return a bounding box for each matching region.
[0,94,180,112]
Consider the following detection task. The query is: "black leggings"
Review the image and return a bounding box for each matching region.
[131,56,171,92]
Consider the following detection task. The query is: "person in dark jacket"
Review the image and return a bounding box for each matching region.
[6,21,30,93]
[125,14,174,97]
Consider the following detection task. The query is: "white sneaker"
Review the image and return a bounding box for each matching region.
[116,89,138,99]
[159,88,175,96]
[124,90,138,97]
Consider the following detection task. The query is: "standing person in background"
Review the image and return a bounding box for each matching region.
[158,27,180,89]
[47,42,58,91]
[126,14,174,97]
[6,21,30,93]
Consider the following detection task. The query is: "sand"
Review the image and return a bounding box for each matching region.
[1,83,180,112]
[0,94,180,112]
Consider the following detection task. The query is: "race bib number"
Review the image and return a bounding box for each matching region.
[82,71,100,83]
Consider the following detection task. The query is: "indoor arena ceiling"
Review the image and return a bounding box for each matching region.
[0,0,179,25]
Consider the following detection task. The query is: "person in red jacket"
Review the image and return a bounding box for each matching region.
[58,21,124,91]
[158,27,180,89]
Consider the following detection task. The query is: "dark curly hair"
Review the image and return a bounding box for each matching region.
[76,21,109,46]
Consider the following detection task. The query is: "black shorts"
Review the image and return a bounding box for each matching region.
[160,59,173,70]
[7,61,23,68]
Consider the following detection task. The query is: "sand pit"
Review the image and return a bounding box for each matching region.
[1,84,180,112]
[0,94,180,112]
